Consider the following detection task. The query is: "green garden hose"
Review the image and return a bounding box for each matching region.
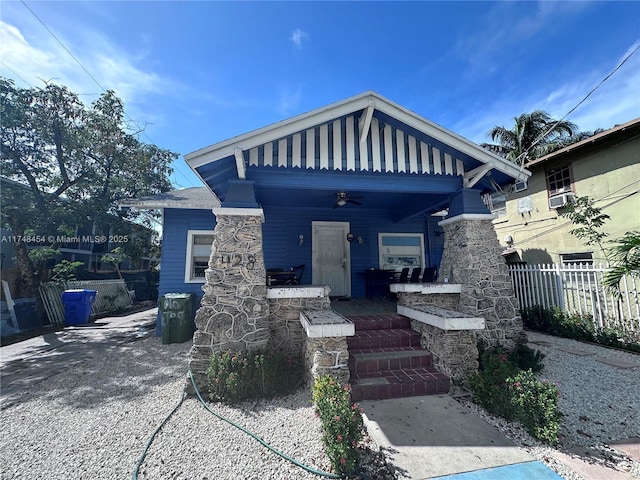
[132,370,373,480]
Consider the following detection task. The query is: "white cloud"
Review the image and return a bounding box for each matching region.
[289,28,308,49]
[0,19,176,128]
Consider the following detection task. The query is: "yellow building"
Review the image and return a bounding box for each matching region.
[492,118,640,265]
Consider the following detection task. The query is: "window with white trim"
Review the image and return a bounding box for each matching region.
[378,233,425,271]
[185,230,214,283]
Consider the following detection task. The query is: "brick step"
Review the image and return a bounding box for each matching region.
[349,314,411,332]
[350,368,450,401]
[347,328,421,350]
[348,347,433,374]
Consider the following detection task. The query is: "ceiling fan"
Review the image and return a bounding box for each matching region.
[333,192,363,208]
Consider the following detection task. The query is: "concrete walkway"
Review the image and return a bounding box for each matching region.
[360,394,563,479]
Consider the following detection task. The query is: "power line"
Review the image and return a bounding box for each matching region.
[0,61,33,87]
[513,43,640,167]
[20,0,194,189]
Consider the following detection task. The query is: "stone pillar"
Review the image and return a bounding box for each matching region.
[304,337,350,385]
[187,209,269,394]
[410,320,479,385]
[438,213,526,349]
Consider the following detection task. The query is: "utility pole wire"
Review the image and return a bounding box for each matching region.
[20,0,195,188]
[514,43,640,167]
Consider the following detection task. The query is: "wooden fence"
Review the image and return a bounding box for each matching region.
[39,279,133,326]
[508,263,639,331]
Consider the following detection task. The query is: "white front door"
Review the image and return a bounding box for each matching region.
[312,221,351,297]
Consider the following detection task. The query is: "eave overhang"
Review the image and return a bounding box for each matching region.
[185,91,531,218]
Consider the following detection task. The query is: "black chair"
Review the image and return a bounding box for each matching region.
[422,267,437,283]
[398,267,410,283]
[290,264,305,285]
[409,267,422,283]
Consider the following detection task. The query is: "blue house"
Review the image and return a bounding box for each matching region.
[125,91,531,398]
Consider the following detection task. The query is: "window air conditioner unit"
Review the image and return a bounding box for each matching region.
[549,193,575,209]
[513,180,528,193]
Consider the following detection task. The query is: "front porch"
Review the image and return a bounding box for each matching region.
[181,91,530,397]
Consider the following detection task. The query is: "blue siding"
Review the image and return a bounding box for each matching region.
[159,205,445,303]
[158,208,217,308]
[262,206,445,298]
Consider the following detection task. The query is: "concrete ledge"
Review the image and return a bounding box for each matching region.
[390,283,462,294]
[300,309,355,338]
[267,285,330,299]
[398,305,485,331]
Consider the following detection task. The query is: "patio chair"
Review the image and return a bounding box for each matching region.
[290,264,305,285]
[409,267,422,283]
[398,267,410,283]
[422,267,437,283]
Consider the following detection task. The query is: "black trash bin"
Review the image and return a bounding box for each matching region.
[158,293,194,344]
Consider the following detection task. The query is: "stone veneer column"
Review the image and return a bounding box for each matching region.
[438,215,526,349]
[304,337,350,385]
[187,209,269,394]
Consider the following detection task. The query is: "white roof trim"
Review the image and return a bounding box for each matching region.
[185,91,531,182]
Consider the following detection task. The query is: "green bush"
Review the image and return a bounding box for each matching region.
[508,341,545,373]
[521,306,640,353]
[207,350,303,404]
[469,347,562,443]
[312,375,363,474]
[469,349,520,420]
[508,371,562,444]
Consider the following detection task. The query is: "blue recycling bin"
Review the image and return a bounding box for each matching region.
[61,289,97,325]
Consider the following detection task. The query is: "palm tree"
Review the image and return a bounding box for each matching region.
[602,231,640,297]
[482,110,577,164]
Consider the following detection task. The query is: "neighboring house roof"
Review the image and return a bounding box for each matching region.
[119,187,220,210]
[184,91,530,216]
[526,117,640,168]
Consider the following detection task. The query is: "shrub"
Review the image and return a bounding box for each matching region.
[521,306,640,353]
[508,341,545,373]
[468,346,562,443]
[468,349,520,420]
[508,371,562,444]
[207,350,303,404]
[312,375,363,474]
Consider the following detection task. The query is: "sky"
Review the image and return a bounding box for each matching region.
[1,1,639,189]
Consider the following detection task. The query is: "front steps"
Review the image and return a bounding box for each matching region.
[347,314,450,401]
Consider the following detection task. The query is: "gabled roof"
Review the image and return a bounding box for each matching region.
[184,91,531,220]
[526,117,640,168]
[119,187,220,210]
[186,90,528,182]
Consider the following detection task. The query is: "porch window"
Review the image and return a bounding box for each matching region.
[378,233,424,271]
[185,230,214,283]
[546,165,573,197]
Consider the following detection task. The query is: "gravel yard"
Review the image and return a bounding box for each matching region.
[1,327,639,480]
[459,331,640,480]
[0,337,337,480]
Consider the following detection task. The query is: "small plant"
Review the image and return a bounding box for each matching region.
[51,260,84,283]
[469,346,562,443]
[312,375,363,474]
[521,306,640,353]
[508,371,562,443]
[207,349,303,404]
[508,341,545,373]
[468,349,520,420]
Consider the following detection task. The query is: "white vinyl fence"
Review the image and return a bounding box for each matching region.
[39,279,133,326]
[508,263,639,331]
